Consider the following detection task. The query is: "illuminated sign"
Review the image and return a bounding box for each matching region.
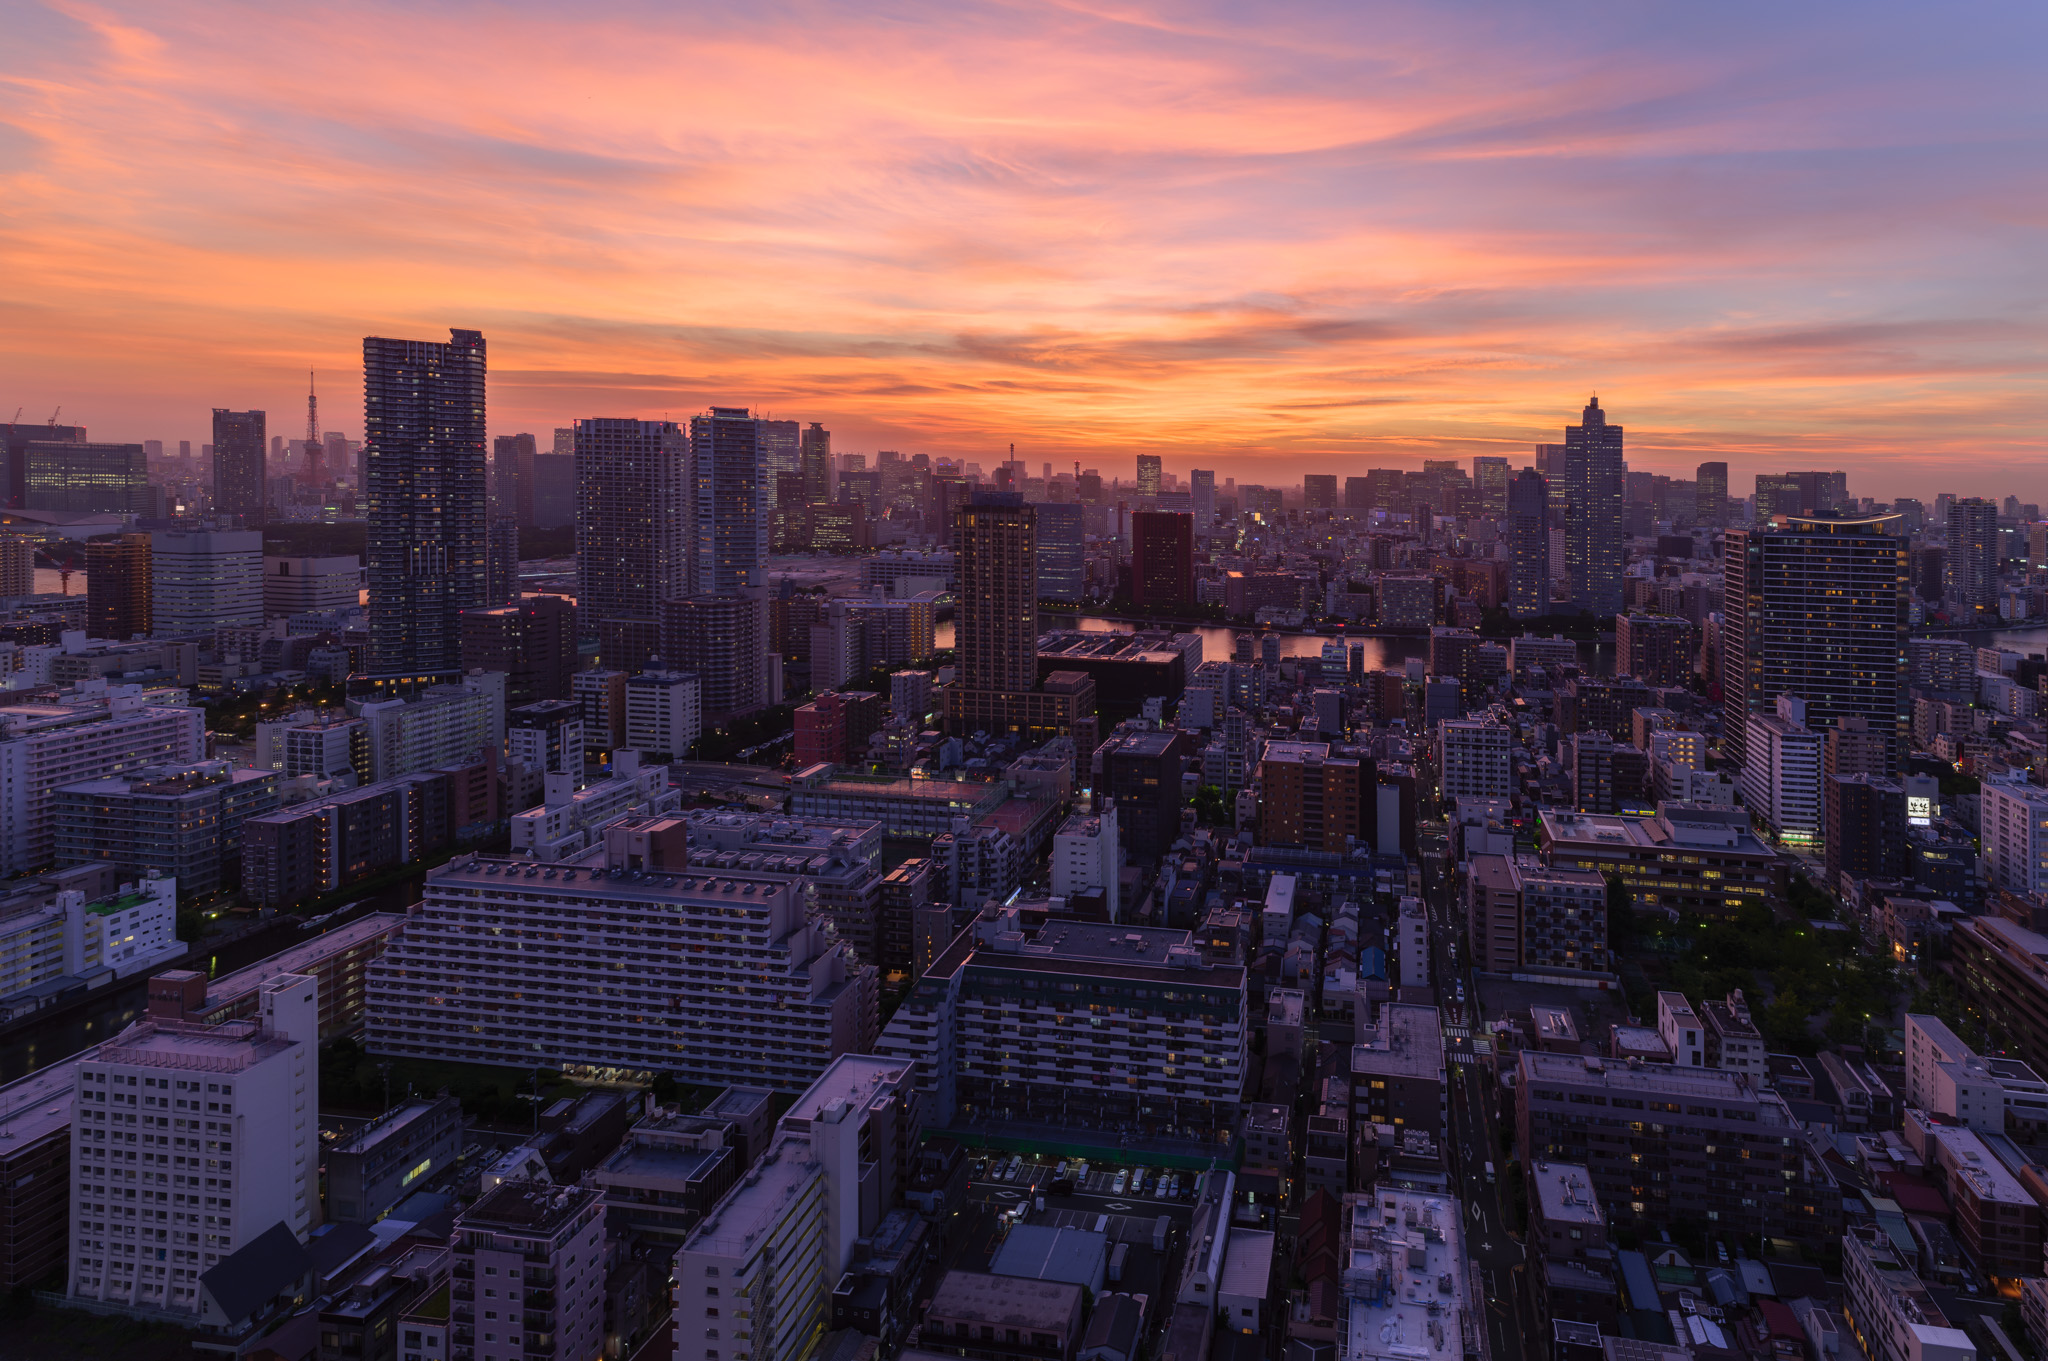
[1907,795,1933,826]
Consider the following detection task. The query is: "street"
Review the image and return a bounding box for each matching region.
[1420,831,1533,1361]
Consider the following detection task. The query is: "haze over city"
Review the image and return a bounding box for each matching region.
[6,1,2046,498]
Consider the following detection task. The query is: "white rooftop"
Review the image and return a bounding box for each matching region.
[1345,1188,1469,1361]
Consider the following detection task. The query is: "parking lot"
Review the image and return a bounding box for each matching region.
[967,1153,1200,1204]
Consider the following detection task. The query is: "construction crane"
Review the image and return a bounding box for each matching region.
[47,407,60,426]
[10,408,20,424]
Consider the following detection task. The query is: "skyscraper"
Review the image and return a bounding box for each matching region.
[1562,397,1624,617]
[363,327,488,682]
[1303,474,1337,510]
[151,529,264,633]
[1035,502,1085,602]
[1721,513,1908,774]
[84,533,152,640]
[760,418,800,486]
[1945,497,1999,614]
[1472,456,1511,517]
[575,418,690,670]
[212,409,267,526]
[1506,468,1549,619]
[1190,468,1217,525]
[493,432,536,526]
[485,517,520,606]
[1130,511,1193,608]
[1344,476,1370,510]
[0,419,86,508]
[1135,453,1162,497]
[801,422,831,505]
[25,442,150,515]
[1695,461,1728,526]
[682,407,770,714]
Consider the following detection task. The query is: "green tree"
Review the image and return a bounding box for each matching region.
[1605,874,1636,953]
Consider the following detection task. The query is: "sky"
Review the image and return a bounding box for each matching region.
[2,1,2044,501]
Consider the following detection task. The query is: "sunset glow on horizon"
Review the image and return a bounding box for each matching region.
[4,0,2045,498]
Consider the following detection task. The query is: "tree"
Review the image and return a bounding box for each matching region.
[1605,874,1636,953]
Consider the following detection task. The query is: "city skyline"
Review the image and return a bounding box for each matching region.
[4,3,2044,499]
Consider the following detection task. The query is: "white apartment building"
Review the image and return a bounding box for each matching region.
[625,669,701,760]
[1510,635,1578,672]
[0,874,181,1011]
[0,688,206,874]
[1842,1224,1976,1361]
[507,702,583,777]
[68,970,318,1316]
[509,753,679,861]
[1657,989,1706,1068]
[1396,896,1429,989]
[452,1181,605,1361]
[674,1055,920,1361]
[151,530,264,634]
[1345,1189,1472,1361]
[355,674,504,783]
[365,816,878,1089]
[1741,700,1824,845]
[1980,777,2048,897]
[262,555,359,620]
[1050,798,1119,921]
[1905,1012,2048,1133]
[254,711,365,784]
[1438,719,1514,803]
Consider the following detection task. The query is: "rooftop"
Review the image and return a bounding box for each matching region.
[781,1053,912,1130]
[459,1179,601,1237]
[1518,1052,1783,1119]
[989,1225,1108,1290]
[1345,1188,1469,1361]
[928,1269,1084,1331]
[1925,1123,2034,1206]
[1529,1162,1604,1226]
[685,1131,821,1257]
[331,1097,456,1159]
[1218,1229,1275,1299]
[1353,1004,1444,1082]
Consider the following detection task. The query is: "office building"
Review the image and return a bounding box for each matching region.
[492,431,536,525]
[1135,453,1162,496]
[1256,741,1360,853]
[1095,728,1191,861]
[67,971,318,1316]
[801,422,831,505]
[675,1055,921,1361]
[945,497,1096,741]
[1539,807,1785,916]
[55,760,278,899]
[1721,513,1908,773]
[1130,511,1194,609]
[151,529,263,635]
[1050,799,1119,920]
[1825,774,1907,884]
[1303,473,1337,510]
[1946,496,2000,614]
[1980,779,2048,898]
[363,328,488,682]
[1350,1003,1445,1142]
[1035,502,1085,602]
[0,692,207,875]
[484,516,518,606]
[212,409,267,527]
[460,596,576,707]
[874,906,1244,1137]
[1740,699,1825,846]
[576,418,691,660]
[1506,468,1548,618]
[262,555,359,619]
[450,1181,605,1361]
[1472,455,1510,516]
[1842,1224,1975,1361]
[1695,461,1727,525]
[1517,1051,1836,1243]
[625,669,701,761]
[365,818,877,1086]
[1438,719,1513,803]
[1562,397,1624,617]
[1614,613,1696,686]
[1190,468,1216,525]
[324,1095,463,1224]
[84,533,152,640]
[24,441,148,515]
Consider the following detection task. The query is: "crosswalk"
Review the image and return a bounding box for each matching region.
[1450,1051,1479,1065]
[1445,1026,1471,1039]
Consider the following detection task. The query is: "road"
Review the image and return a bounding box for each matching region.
[1419,828,1533,1361]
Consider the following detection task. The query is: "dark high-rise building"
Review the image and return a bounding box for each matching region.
[0,420,86,508]
[528,453,575,528]
[212,409,267,526]
[1562,397,1624,617]
[801,422,831,505]
[461,596,577,707]
[1825,774,1906,885]
[1303,474,1337,510]
[1135,454,1163,497]
[1722,513,1908,774]
[1754,473,1800,522]
[1344,476,1371,510]
[1130,511,1193,609]
[684,407,769,714]
[1189,468,1216,526]
[943,493,1097,741]
[1946,496,1999,613]
[1911,545,1946,603]
[485,518,519,606]
[25,442,150,515]
[1036,502,1085,602]
[84,533,152,640]
[760,418,799,487]
[575,418,689,653]
[1695,461,1728,525]
[1097,729,1192,862]
[1506,468,1549,619]
[1363,469,1402,512]
[493,432,536,525]
[363,327,488,682]
[1472,456,1511,517]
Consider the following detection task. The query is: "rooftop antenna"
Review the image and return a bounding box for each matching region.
[305,371,322,483]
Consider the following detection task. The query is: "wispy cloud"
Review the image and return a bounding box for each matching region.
[0,0,2043,496]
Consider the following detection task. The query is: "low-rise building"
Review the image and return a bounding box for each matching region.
[451,1181,606,1361]
[1351,1004,1445,1144]
[921,1270,1087,1361]
[1842,1223,1975,1361]
[1342,1189,1471,1361]
[1539,805,1787,917]
[325,1095,464,1225]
